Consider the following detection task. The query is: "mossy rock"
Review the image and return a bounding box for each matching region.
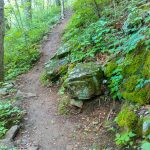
[104,59,118,78]
[52,44,70,59]
[105,49,150,105]
[64,62,103,100]
[122,84,150,105]
[45,56,70,82]
[115,105,143,136]
[116,106,138,131]
[121,50,150,104]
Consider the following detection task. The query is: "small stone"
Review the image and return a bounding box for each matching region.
[0,88,8,96]
[145,111,149,115]
[0,139,14,149]
[92,121,99,125]
[16,90,37,98]
[5,125,20,140]
[102,80,107,84]
[70,99,83,108]
[4,82,14,89]
[27,144,39,150]
[143,118,150,135]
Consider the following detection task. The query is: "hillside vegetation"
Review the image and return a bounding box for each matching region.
[44,0,150,149]
[63,0,150,104]
[5,2,60,80]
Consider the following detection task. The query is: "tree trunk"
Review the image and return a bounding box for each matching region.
[24,0,32,21]
[93,0,101,18]
[55,0,60,6]
[61,0,64,19]
[0,0,4,81]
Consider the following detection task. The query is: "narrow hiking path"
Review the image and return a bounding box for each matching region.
[14,11,117,150]
[15,12,76,150]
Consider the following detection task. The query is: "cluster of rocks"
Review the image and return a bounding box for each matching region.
[44,45,104,107]
[45,44,70,82]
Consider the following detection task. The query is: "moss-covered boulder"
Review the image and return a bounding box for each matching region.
[116,105,139,132]
[45,56,70,82]
[64,62,103,100]
[52,44,70,59]
[104,49,150,105]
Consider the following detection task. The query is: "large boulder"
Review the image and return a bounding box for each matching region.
[64,62,103,100]
[45,56,70,82]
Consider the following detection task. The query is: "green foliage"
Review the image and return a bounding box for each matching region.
[58,96,70,115]
[5,6,60,80]
[40,71,50,87]
[141,141,150,150]
[61,0,150,148]
[115,131,136,146]
[63,0,150,105]
[64,19,114,62]
[67,0,100,28]
[0,102,24,138]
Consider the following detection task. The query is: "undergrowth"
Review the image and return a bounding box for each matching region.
[61,0,150,148]
[58,95,70,115]
[63,0,150,103]
[5,6,60,80]
[0,102,24,139]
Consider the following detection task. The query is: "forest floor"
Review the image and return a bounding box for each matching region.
[14,11,119,150]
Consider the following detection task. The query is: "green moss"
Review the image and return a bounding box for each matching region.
[142,51,150,78]
[116,104,144,136]
[105,60,117,77]
[116,106,138,131]
[60,63,76,83]
[40,71,50,87]
[58,96,70,115]
[106,48,150,104]
[122,50,145,76]
[120,50,150,104]
[122,75,141,92]
[122,85,150,105]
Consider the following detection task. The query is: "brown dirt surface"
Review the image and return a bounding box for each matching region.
[14,11,119,150]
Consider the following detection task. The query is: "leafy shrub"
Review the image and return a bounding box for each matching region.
[115,131,136,146]
[141,141,150,150]
[5,6,60,80]
[58,96,70,115]
[0,102,24,138]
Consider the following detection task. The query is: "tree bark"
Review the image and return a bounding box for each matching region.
[93,0,101,18]
[61,0,64,19]
[0,0,4,81]
[24,0,32,21]
[55,0,60,6]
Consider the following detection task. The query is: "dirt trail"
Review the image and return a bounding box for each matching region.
[16,12,76,150]
[15,11,118,150]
